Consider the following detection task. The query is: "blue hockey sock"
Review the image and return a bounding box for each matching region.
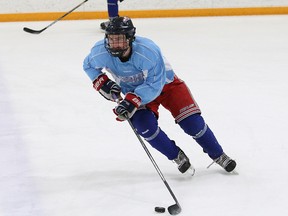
[131,109,179,160]
[107,0,119,18]
[178,114,223,159]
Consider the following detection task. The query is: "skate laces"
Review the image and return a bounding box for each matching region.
[207,153,232,169]
[175,150,191,170]
[173,150,195,175]
[174,150,188,167]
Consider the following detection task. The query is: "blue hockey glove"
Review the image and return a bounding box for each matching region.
[93,74,122,102]
[113,93,141,121]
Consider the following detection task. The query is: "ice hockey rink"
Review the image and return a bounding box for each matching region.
[1,15,288,216]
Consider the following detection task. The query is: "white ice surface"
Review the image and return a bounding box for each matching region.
[1,16,288,216]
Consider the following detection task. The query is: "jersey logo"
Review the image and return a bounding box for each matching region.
[118,73,144,83]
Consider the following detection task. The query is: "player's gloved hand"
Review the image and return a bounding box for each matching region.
[93,74,122,101]
[113,93,141,121]
[119,0,124,2]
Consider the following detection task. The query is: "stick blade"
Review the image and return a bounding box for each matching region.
[168,204,181,215]
[23,27,44,34]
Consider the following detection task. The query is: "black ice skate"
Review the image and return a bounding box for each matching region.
[214,153,236,172]
[100,20,110,30]
[173,149,194,174]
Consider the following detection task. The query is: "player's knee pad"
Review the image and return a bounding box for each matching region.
[131,109,159,140]
[132,109,179,160]
[179,114,223,159]
[178,114,207,139]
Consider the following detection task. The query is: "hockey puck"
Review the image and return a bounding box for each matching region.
[155,206,165,213]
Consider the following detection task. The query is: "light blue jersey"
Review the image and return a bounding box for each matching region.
[83,36,175,105]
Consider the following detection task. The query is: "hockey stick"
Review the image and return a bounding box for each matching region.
[23,0,89,34]
[126,118,182,215]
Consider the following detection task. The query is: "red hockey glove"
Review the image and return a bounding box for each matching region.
[113,93,141,121]
[93,74,122,101]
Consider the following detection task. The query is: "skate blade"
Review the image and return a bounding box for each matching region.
[185,166,195,176]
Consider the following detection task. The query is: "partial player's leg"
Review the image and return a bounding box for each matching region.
[161,76,236,172]
[178,114,236,172]
[101,0,119,30]
[130,109,193,174]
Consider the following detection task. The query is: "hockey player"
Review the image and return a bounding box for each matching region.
[83,16,237,174]
[100,0,124,30]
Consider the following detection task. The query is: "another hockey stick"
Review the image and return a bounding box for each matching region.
[126,118,182,215]
[23,0,89,34]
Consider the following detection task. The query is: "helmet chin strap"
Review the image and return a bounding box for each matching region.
[121,46,131,57]
[119,46,132,62]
